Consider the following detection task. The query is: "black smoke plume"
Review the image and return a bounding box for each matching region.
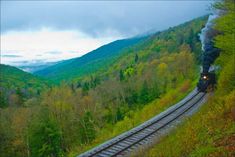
[199,15,220,73]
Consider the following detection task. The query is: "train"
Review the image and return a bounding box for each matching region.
[197,70,216,92]
[197,14,220,93]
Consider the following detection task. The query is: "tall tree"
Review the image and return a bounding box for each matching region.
[139,81,150,104]
[16,88,24,106]
[29,115,63,157]
[79,111,96,144]
[0,90,7,108]
[135,53,139,63]
[119,69,124,81]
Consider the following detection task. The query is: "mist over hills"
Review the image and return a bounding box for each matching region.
[1,0,234,156]
[3,13,229,157]
[17,61,58,73]
[34,36,148,82]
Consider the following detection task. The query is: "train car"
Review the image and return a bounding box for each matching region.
[197,72,216,92]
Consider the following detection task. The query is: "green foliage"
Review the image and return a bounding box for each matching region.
[139,81,150,104]
[35,37,147,82]
[144,91,235,157]
[29,113,63,157]
[79,111,96,144]
[214,0,235,95]
[126,90,138,107]
[16,88,25,106]
[0,15,208,157]
[143,1,235,156]
[35,16,206,83]
[41,85,84,150]
[214,1,235,65]
[116,107,125,121]
[135,53,139,63]
[0,64,49,91]
[123,66,135,78]
[119,69,124,81]
[0,90,7,108]
[0,64,49,107]
[82,82,90,95]
[71,81,194,156]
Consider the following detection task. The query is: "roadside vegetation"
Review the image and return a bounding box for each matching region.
[144,0,235,156]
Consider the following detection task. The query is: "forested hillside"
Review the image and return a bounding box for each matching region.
[144,0,235,156]
[0,16,208,157]
[35,15,206,83]
[0,64,49,108]
[34,36,147,82]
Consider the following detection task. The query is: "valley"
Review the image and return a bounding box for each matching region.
[0,1,234,157]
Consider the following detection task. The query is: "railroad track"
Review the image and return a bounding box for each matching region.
[78,89,207,157]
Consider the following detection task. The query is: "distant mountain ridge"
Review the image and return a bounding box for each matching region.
[0,64,49,90]
[0,64,49,107]
[34,36,148,82]
[34,16,208,83]
[18,61,58,72]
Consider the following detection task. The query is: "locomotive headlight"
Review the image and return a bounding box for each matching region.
[203,75,207,79]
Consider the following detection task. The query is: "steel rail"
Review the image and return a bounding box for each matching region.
[78,91,205,157]
[111,92,206,156]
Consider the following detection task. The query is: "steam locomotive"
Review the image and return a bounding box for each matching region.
[196,14,220,92]
[197,71,216,92]
[197,44,219,92]
[197,20,220,92]
[197,39,219,92]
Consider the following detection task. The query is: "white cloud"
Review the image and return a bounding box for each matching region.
[0,28,123,66]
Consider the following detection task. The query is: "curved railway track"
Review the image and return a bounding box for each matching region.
[78,89,207,157]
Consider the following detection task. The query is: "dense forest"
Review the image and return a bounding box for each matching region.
[1,0,234,156]
[0,15,207,157]
[0,64,50,108]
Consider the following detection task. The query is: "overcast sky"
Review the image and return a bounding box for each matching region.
[0,1,213,67]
